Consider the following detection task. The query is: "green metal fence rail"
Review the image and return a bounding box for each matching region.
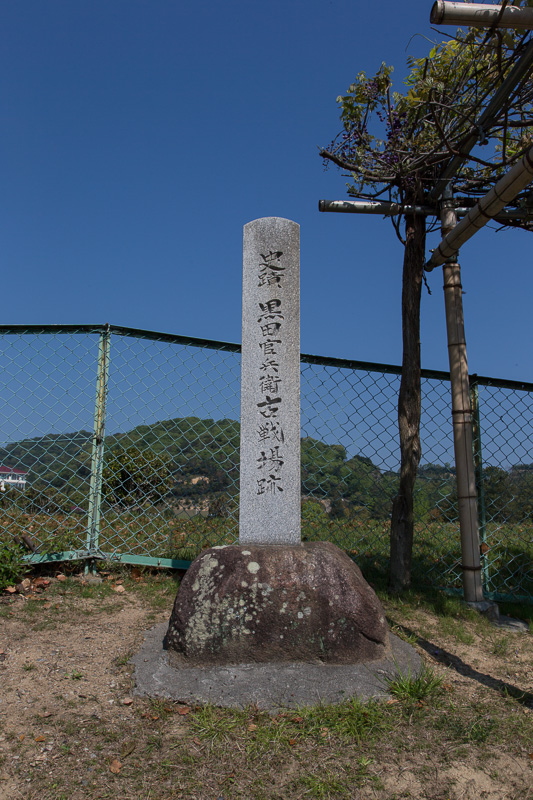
[0,324,531,603]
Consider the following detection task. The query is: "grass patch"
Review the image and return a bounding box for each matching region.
[491,634,511,657]
[438,616,476,645]
[385,664,444,703]
[296,766,353,798]
[433,703,497,744]
[2,504,532,602]
[133,571,179,609]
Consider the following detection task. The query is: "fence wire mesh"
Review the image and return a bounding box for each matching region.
[0,324,531,603]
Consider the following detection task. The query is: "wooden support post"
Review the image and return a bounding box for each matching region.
[439,193,483,603]
[442,260,483,602]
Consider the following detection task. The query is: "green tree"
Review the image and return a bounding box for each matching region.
[102,446,172,507]
[341,454,381,511]
[301,437,347,498]
[509,463,533,521]
[321,14,533,590]
[21,486,71,515]
[483,465,514,522]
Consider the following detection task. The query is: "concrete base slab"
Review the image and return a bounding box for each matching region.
[465,600,530,632]
[131,623,422,711]
[494,615,530,633]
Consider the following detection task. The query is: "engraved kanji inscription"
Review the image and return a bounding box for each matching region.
[257,395,281,419]
[257,421,285,443]
[258,299,284,323]
[258,250,285,287]
[260,339,281,355]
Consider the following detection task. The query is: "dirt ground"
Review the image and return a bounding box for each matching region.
[0,571,531,800]
[0,572,172,800]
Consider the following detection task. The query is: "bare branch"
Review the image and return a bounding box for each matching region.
[501,119,533,128]
[319,148,396,182]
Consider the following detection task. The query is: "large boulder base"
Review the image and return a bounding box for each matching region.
[165,541,390,666]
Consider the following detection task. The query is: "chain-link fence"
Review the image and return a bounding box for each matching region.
[0,324,531,603]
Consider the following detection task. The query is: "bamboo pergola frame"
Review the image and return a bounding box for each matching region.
[318,2,533,606]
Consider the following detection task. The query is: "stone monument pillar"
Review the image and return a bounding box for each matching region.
[239,217,301,545]
[165,218,390,666]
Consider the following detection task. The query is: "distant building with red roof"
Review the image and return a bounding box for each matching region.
[0,466,28,491]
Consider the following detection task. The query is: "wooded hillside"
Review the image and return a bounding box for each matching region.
[0,417,531,523]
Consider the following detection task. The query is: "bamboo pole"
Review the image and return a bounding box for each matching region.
[431,1,533,30]
[426,144,533,271]
[470,379,489,590]
[440,194,484,603]
[318,198,533,221]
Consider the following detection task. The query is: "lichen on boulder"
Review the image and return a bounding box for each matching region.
[165,541,390,666]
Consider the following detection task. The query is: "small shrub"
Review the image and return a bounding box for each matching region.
[491,635,510,657]
[0,540,27,590]
[102,446,172,507]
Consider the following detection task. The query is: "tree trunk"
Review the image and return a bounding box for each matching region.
[389,211,426,593]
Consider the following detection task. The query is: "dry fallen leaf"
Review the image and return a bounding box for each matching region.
[56,574,67,582]
[288,739,297,746]
[177,706,191,716]
[113,585,125,594]
[291,715,303,724]
[247,723,258,731]
[34,736,46,742]
[120,742,136,759]
[109,759,122,774]
[141,712,160,720]
[122,697,133,706]
[5,587,16,594]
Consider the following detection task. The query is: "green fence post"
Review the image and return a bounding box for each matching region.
[470,377,489,592]
[86,325,111,561]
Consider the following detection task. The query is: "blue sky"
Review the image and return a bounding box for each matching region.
[2,0,532,382]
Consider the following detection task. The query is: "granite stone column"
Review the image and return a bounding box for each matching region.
[240,217,301,545]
